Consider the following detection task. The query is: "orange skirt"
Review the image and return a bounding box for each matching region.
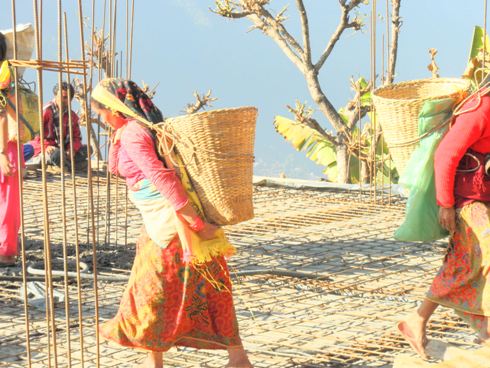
[100,235,242,352]
[427,201,490,333]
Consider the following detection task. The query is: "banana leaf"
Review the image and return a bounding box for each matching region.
[469,26,490,59]
[463,26,490,84]
[274,115,337,178]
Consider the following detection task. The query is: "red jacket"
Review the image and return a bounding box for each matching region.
[29,100,82,156]
[435,94,490,208]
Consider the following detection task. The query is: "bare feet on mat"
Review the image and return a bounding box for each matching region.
[226,346,253,368]
[474,333,490,346]
[225,362,253,368]
[137,352,163,368]
[397,317,429,360]
[0,255,16,266]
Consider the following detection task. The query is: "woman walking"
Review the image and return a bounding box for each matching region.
[398,88,490,359]
[91,78,252,368]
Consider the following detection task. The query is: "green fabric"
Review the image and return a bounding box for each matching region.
[394,98,454,242]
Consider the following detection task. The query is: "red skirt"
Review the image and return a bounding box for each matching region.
[100,235,242,352]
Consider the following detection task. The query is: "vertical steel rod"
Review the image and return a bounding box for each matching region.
[64,11,86,368]
[32,0,59,366]
[11,1,32,365]
[77,1,101,366]
[56,1,73,366]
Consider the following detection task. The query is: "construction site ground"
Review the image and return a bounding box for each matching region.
[0,170,485,367]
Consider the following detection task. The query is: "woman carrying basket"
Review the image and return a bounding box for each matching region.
[91,79,252,368]
[398,89,490,359]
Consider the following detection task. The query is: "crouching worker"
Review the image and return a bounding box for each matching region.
[24,81,87,170]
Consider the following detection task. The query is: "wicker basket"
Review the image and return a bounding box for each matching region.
[372,78,471,175]
[164,107,257,226]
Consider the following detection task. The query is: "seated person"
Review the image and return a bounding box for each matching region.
[24,82,87,169]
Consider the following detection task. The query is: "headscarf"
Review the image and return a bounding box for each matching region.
[91,78,163,126]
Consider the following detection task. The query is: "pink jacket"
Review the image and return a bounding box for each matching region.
[108,120,189,210]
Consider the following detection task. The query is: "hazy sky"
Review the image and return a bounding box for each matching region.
[0,1,486,179]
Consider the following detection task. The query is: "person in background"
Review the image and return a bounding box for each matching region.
[24,81,87,170]
[397,87,490,358]
[0,31,22,266]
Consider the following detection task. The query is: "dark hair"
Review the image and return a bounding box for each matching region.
[53,81,75,98]
[0,32,7,62]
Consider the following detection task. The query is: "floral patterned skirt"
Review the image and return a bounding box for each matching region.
[99,234,242,352]
[427,201,490,332]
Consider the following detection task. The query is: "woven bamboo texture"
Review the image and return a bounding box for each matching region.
[165,107,257,225]
[372,78,471,175]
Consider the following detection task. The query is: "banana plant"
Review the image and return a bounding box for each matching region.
[463,26,490,85]
[273,113,397,184]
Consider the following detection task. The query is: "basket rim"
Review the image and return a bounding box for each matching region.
[372,77,471,102]
[165,106,258,122]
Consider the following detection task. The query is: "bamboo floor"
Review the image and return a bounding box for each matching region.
[0,170,480,367]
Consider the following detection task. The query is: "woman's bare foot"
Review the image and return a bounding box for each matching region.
[474,332,490,346]
[137,352,163,368]
[225,361,253,368]
[0,255,16,266]
[397,315,429,360]
[226,346,253,368]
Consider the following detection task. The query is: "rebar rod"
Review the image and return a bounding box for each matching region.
[32,1,59,366]
[63,11,86,368]
[128,0,135,79]
[77,1,101,366]
[57,2,73,366]
[10,1,32,366]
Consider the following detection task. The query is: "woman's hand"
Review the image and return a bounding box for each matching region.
[439,206,456,234]
[0,153,13,176]
[197,222,219,240]
[46,145,56,155]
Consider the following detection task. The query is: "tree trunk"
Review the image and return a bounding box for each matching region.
[335,136,349,184]
[304,70,351,184]
[305,70,346,134]
[360,159,369,184]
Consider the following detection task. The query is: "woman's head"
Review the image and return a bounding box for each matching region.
[91,99,129,130]
[91,78,163,127]
[0,32,7,62]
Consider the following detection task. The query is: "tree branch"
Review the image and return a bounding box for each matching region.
[214,1,305,72]
[315,0,364,73]
[257,6,304,58]
[184,90,218,114]
[248,13,305,72]
[212,0,252,18]
[385,0,401,85]
[295,0,311,65]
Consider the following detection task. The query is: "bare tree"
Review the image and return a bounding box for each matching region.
[214,0,402,183]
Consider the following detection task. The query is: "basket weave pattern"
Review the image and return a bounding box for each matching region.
[165,107,257,226]
[372,78,471,175]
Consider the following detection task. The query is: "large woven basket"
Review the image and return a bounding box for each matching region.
[372,78,471,176]
[164,107,257,226]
